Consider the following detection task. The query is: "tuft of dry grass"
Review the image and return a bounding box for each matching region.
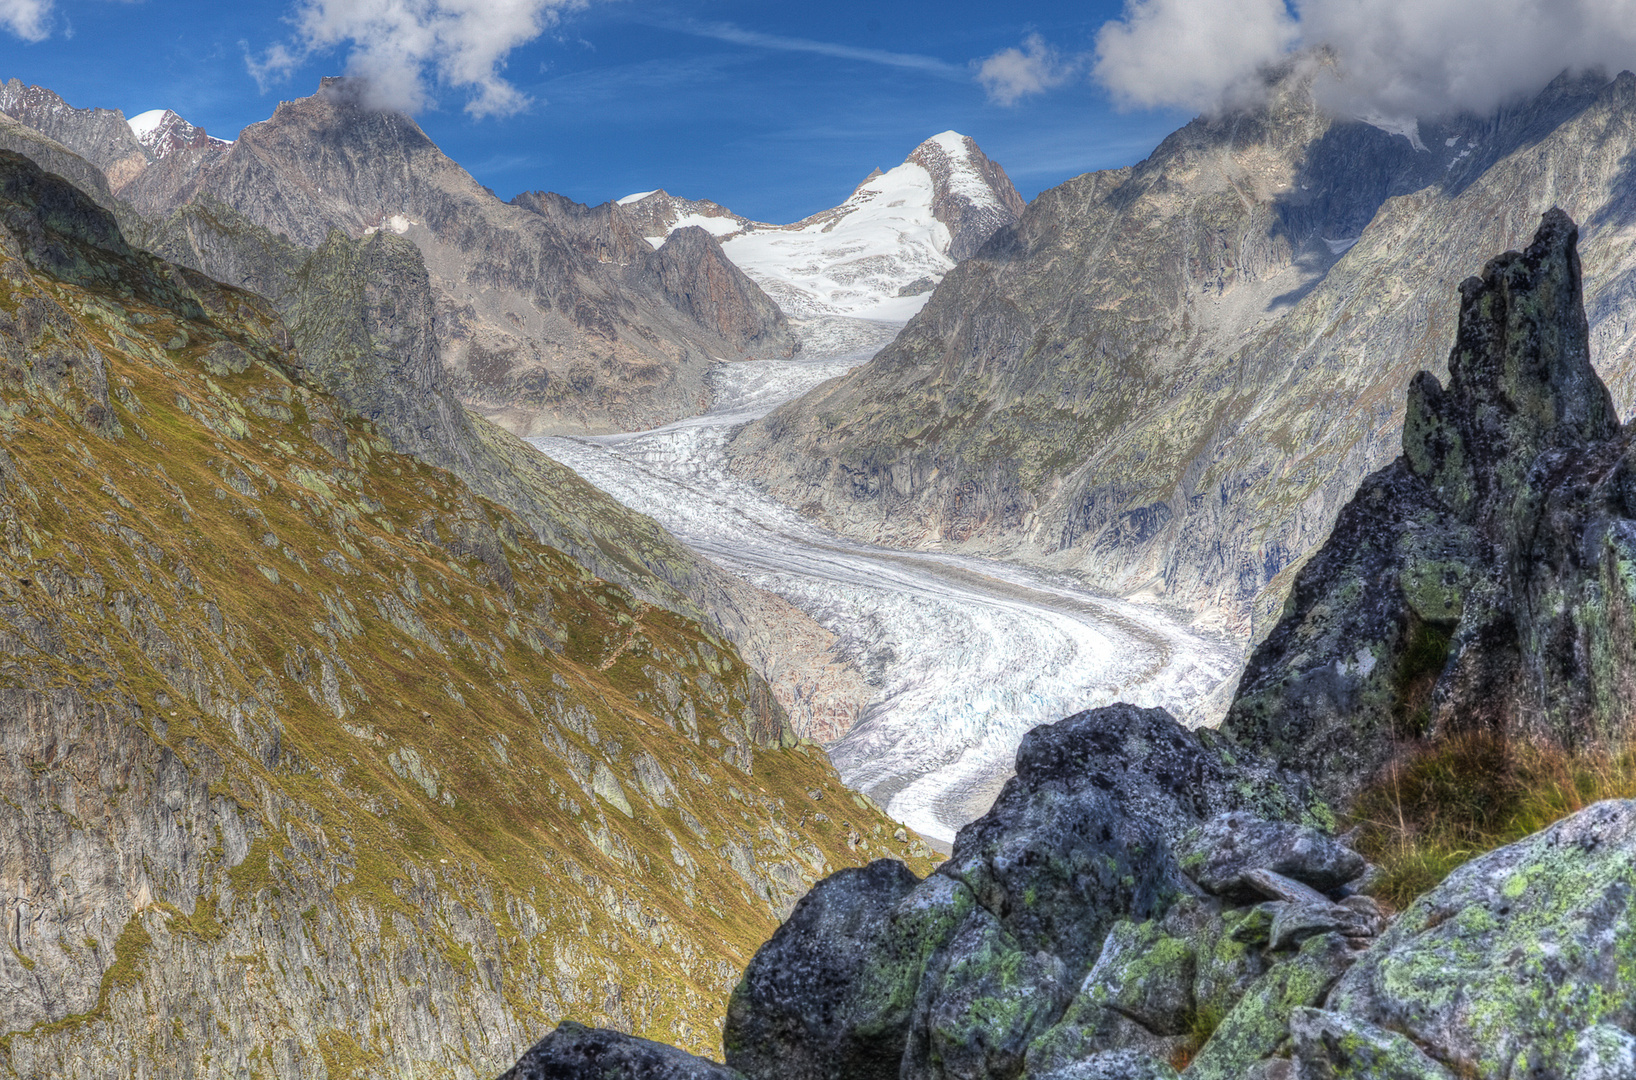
[1349,733,1636,909]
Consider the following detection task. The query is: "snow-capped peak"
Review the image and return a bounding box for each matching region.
[618,132,1024,321]
[127,108,232,159]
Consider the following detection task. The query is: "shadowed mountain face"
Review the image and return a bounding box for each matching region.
[728,67,1636,640]
[0,76,797,437]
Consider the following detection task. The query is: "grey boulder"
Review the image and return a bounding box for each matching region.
[1177,812,1367,901]
[1324,800,1636,1079]
[500,1022,744,1080]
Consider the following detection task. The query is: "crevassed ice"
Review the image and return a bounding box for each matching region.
[525,318,1238,844]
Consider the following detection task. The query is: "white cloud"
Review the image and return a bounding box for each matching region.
[1093,0,1298,112]
[0,0,52,42]
[247,0,587,117]
[1088,0,1636,120]
[977,34,1077,106]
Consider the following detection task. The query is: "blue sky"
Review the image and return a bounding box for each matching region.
[0,0,1194,222]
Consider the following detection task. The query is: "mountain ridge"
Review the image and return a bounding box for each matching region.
[726,66,1636,647]
[609,131,1025,320]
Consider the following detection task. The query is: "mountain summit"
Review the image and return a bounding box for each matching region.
[618,132,1025,320]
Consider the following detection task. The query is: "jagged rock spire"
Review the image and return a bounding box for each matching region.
[1225,210,1636,801]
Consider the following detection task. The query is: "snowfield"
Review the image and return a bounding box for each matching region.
[620,131,1014,322]
[528,319,1240,845]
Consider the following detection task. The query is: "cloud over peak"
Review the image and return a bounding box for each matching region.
[247,0,587,117]
[1089,0,1636,121]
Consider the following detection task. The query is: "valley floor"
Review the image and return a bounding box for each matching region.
[530,318,1239,845]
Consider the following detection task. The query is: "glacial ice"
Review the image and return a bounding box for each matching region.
[528,318,1238,844]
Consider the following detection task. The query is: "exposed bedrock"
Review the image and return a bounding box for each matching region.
[1225,209,1636,803]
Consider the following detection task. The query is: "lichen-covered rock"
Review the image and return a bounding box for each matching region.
[1289,1009,1455,1080]
[1322,800,1636,1079]
[1177,813,1366,901]
[1033,1051,1180,1080]
[500,1022,746,1080]
[1568,1024,1636,1080]
[938,704,1317,980]
[1183,933,1357,1080]
[1024,915,1200,1072]
[724,859,923,1080]
[1266,901,1379,951]
[1225,209,1636,801]
[902,905,1074,1080]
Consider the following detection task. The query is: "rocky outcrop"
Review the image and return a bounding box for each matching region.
[502,703,1395,1080]
[1224,209,1636,801]
[638,226,793,355]
[712,704,1332,1080]
[728,67,1636,644]
[502,1023,747,1080]
[0,150,938,1078]
[501,730,1636,1080]
[1300,799,1636,1079]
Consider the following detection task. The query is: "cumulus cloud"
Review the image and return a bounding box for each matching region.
[246,0,587,117]
[0,0,53,42]
[1095,0,1297,112]
[1090,0,1636,120]
[977,34,1078,106]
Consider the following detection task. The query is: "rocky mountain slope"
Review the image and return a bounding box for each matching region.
[0,87,876,745]
[612,132,1025,321]
[728,66,1636,640]
[0,78,798,436]
[1227,210,1636,802]
[0,149,936,1079]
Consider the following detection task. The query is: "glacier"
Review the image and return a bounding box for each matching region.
[529,318,1239,845]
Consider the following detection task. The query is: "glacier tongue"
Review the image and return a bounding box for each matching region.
[528,318,1238,845]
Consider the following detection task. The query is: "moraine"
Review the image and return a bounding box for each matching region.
[530,318,1239,846]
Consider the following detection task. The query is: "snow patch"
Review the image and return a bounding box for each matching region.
[1361,114,1428,153]
[127,109,169,140]
[719,159,955,319]
[618,190,659,205]
[670,213,740,238]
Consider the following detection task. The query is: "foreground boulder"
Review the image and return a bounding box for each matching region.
[1225,209,1636,801]
[1305,799,1636,1079]
[723,705,1334,1080]
[502,1022,744,1080]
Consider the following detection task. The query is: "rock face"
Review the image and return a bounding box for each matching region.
[0,77,797,436]
[1304,799,1636,1079]
[617,131,1025,321]
[502,1023,746,1080]
[728,67,1636,642]
[502,739,1636,1080]
[1224,210,1636,801]
[714,704,1338,1080]
[0,150,937,1077]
